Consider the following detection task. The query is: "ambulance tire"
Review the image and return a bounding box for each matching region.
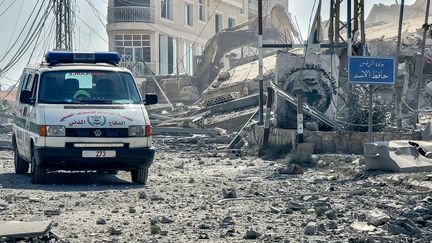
[31,153,46,184]
[14,145,29,175]
[131,168,149,184]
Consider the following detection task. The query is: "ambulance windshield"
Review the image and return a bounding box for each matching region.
[38,71,142,104]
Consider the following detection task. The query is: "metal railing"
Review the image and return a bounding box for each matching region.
[108,6,155,23]
[119,57,157,77]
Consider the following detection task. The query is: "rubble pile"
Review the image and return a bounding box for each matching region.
[1,145,431,241]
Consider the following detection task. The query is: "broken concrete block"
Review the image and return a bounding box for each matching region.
[368,209,390,226]
[0,221,52,238]
[364,140,432,172]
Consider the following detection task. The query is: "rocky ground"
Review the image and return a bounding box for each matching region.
[0,135,432,242]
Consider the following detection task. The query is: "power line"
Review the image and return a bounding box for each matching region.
[74,13,108,44]
[5,0,24,50]
[0,0,16,18]
[0,0,53,76]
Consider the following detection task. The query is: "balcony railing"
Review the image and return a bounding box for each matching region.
[119,57,157,78]
[108,6,155,24]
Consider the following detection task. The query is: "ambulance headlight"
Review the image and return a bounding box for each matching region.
[129,125,152,137]
[46,125,66,137]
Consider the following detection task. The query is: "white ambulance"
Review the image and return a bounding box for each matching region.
[12,51,157,184]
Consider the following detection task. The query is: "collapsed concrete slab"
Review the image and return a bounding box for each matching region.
[364,140,432,172]
[0,221,53,239]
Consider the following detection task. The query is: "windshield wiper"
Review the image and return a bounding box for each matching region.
[44,100,83,104]
[79,99,113,104]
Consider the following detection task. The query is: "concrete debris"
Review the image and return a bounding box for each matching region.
[304,222,317,235]
[0,221,53,239]
[108,227,122,235]
[365,140,432,172]
[96,218,107,225]
[350,221,376,232]
[278,164,304,174]
[387,218,422,237]
[244,229,261,239]
[368,209,391,226]
[222,188,238,199]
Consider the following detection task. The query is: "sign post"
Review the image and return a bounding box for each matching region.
[348,57,395,142]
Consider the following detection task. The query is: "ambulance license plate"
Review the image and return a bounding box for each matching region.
[82,151,116,158]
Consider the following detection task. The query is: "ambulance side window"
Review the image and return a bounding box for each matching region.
[30,74,39,99]
[24,72,34,91]
[17,72,28,98]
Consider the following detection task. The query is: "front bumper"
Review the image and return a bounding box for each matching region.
[34,146,155,171]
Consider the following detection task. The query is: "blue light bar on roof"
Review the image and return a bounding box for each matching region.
[45,51,121,65]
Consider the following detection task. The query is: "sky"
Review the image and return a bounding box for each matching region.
[0,0,419,88]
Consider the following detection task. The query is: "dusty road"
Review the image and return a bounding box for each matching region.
[0,136,432,242]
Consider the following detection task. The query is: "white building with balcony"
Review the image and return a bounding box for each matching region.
[107,0,253,77]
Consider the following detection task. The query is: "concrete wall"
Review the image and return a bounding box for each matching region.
[247,126,422,155]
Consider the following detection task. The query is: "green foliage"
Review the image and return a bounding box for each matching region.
[344,88,391,132]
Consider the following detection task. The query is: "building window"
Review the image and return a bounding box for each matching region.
[115,34,151,64]
[228,17,236,29]
[198,0,205,21]
[114,0,150,7]
[184,2,193,26]
[159,35,177,75]
[161,0,173,20]
[183,42,193,75]
[215,14,222,33]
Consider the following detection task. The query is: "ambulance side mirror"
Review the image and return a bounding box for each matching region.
[19,90,34,105]
[144,93,158,105]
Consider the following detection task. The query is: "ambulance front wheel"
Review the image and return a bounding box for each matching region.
[131,168,149,185]
[13,143,29,175]
[31,152,46,184]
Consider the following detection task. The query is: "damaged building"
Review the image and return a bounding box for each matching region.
[107,0,432,157]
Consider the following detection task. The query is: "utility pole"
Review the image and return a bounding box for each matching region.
[415,0,431,122]
[258,0,264,125]
[54,0,73,51]
[393,0,405,128]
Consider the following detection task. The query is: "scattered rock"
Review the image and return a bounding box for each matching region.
[150,224,161,235]
[288,201,305,211]
[138,192,147,199]
[325,210,337,220]
[222,188,237,199]
[278,164,304,174]
[198,223,212,229]
[304,222,317,235]
[129,207,136,214]
[198,233,210,239]
[96,218,107,225]
[368,209,390,226]
[174,161,184,169]
[328,220,338,229]
[302,195,318,201]
[421,196,432,204]
[108,227,122,235]
[270,206,282,213]
[350,221,376,232]
[44,209,61,217]
[220,216,235,228]
[387,217,422,237]
[160,216,174,224]
[244,229,261,239]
